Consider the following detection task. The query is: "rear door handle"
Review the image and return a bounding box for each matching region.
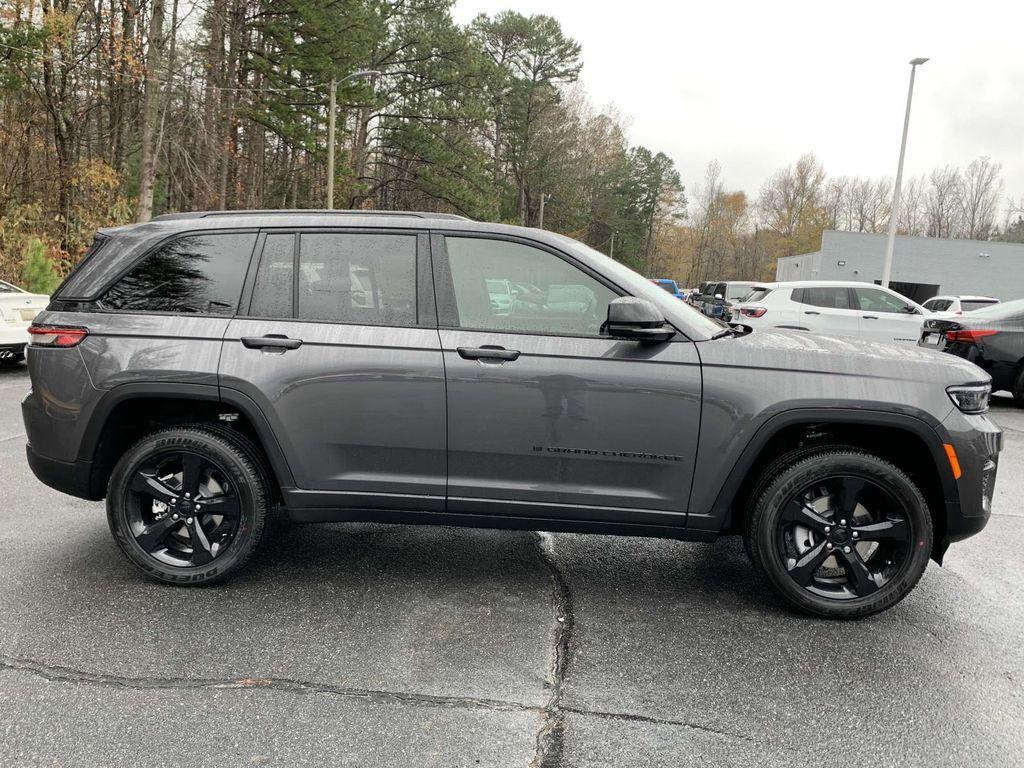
[457,345,520,362]
[804,311,820,315]
[862,315,878,320]
[241,334,303,350]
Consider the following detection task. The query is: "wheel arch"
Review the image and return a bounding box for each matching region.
[82,383,296,500]
[712,408,960,562]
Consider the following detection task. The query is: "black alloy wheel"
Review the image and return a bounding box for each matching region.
[746,449,933,619]
[126,451,241,567]
[107,426,269,585]
[776,475,911,600]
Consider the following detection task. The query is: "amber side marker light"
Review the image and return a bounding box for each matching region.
[27,325,89,348]
[943,443,962,480]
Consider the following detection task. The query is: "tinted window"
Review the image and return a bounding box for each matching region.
[249,234,295,318]
[298,233,416,326]
[103,233,256,314]
[0,280,20,293]
[961,300,999,312]
[854,287,914,314]
[743,287,772,302]
[445,237,617,336]
[924,299,949,311]
[656,281,677,294]
[796,287,852,309]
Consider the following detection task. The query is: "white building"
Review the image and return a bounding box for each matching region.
[777,230,1024,303]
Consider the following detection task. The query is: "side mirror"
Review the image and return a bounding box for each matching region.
[603,297,676,342]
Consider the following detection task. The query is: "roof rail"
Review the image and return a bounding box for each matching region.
[151,209,470,222]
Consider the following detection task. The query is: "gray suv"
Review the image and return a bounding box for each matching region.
[22,211,1002,618]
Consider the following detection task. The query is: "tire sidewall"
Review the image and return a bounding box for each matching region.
[753,452,933,619]
[106,429,265,585]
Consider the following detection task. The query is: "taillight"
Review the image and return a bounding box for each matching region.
[945,329,997,343]
[740,307,767,318]
[27,325,88,347]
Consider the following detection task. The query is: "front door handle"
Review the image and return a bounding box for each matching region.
[457,345,520,362]
[804,310,821,315]
[862,315,879,320]
[241,334,303,350]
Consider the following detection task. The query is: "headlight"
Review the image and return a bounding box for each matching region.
[947,383,991,414]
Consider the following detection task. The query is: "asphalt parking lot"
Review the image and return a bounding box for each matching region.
[1,362,1022,768]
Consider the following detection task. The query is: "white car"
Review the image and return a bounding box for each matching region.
[0,279,50,364]
[921,295,1000,316]
[731,280,929,346]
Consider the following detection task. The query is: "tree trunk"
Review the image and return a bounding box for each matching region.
[136,0,166,222]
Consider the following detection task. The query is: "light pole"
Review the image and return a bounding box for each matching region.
[881,57,928,288]
[326,69,381,210]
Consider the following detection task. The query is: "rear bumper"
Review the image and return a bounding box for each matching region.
[25,443,95,500]
[0,341,26,359]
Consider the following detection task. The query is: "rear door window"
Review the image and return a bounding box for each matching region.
[796,287,853,309]
[297,233,417,326]
[102,232,257,314]
[743,287,772,302]
[249,234,296,318]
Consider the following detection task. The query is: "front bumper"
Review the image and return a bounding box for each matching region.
[942,408,1002,546]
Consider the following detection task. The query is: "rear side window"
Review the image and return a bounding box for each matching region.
[297,233,416,326]
[795,286,852,309]
[743,287,772,302]
[925,298,951,311]
[102,233,257,314]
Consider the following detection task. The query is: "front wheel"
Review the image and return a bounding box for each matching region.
[745,449,932,619]
[106,426,269,585]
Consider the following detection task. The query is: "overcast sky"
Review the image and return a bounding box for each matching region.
[453,0,1024,211]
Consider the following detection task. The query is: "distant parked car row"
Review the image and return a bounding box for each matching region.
[0,279,49,365]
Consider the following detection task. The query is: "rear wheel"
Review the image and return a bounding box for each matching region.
[106,426,269,585]
[745,449,932,619]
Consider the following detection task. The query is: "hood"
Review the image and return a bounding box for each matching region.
[716,328,989,386]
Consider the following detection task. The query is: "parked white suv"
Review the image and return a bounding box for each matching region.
[0,279,50,365]
[921,295,999,316]
[732,281,929,346]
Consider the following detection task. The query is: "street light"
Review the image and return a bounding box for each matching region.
[326,69,381,210]
[881,57,928,288]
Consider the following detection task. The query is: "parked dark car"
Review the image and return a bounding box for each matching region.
[920,298,1024,405]
[23,210,1001,618]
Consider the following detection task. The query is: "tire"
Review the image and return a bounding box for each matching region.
[1011,365,1024,407]
[745,449,932,619]
[106,426,270,585]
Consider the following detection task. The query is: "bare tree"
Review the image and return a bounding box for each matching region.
[897,174,927,236]
[136,0,167,223]
[757,153,826,240]
[924,166,962,238]
[958,156,1003,240]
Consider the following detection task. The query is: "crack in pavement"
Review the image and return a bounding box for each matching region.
[530,531,575,768]
[561,706,762,744]
[0,655,534,714]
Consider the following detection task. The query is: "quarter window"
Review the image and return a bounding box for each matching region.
[443,237,617,336]
[102,233,257,314]
[297,233,416,326]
